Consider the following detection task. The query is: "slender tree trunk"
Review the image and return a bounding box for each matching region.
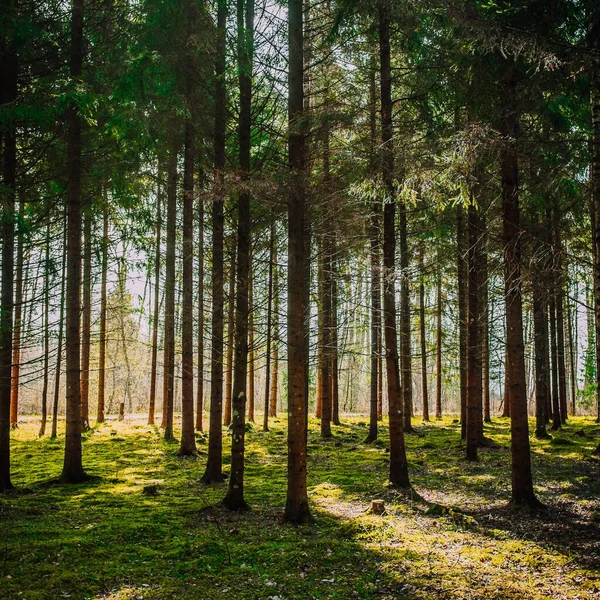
[0,21,17,489]
[435,267,442,419]
[269,252,279,418]
[379,0,409,489]
[320,243,332,439]
[51,229,67,440]
[457,206,468,435]
[9,199,24,429]
[500,62,541,508]
[554,222,568,424]
[366,60,380,442]
[202,0,227,484]
[223,0,254,511]
[263,222,275,432]
[466,204,482,460]
[284,0,312,524]
[591,4,600,422]
[419,247,429,422]
[60,0,86,483]
[97,208,108,424]
[79,210,92,430]
[224,233,236,426]
[163,148,177,441]
[196,184,204,431]
[567,285,576,417]
[549,294,561,430]
[331,255,340,426]
[248,249,255,423]
[481,215,491,423]
[316,242,324,420]
[40,223,51,437]
[179,21,198,454]
[399,202,413,432]
[532,220,549,439]
[149,175,162,426]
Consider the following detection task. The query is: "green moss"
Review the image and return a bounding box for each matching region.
[2,415,598,599]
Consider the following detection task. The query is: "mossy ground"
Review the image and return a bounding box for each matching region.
[2,415,600,599]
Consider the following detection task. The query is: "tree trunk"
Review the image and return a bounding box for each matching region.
[379,0,409,489]
[224,232,236,426]
[466,204,482,460]
[457,205,468,436]
[0,22,17,489]
[567,285,576,417]
[399,202,413,432]
[9,199,24,430]
[591,3,600,422]
[60,0,86,483]
[284,0,312,524]
[320,242,332,439]
[366,60,380,442]
[248,250,255,423]
[97,208,108,424]
[223,0,254,511]
[269,250,279,418]
[531,219,549,439]
[263,222,275,432]
[330,254,340,426]
[196,182,204,431]
[500,62,541,508]
[481,215,491,423]
[419,247,429,422]
[162,148,177,441]
[554,222,568,424]
[80,209,92,430]
[40,223,51,437]
[179,46,198,455]
[435,267,442,419]
[149,173,162,426]
[549,294,561,430]
[201,0,227,484]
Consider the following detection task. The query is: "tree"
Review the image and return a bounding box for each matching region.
[378,0,409,489]
[284,0,312,524]
[201,0,228,484]
[60,0,87,484]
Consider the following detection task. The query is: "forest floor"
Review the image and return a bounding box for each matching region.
[2,414,600,600]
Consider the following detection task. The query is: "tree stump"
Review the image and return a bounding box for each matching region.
[370,500,385,515]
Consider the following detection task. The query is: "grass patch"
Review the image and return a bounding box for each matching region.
[2,415,599,599]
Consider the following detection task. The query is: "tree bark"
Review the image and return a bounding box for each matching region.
[466,204,482,460]
[263,221,275,432]
[284,0,312,524]
[9,199,24,430]
[80,209,92,430]
[97,208,108,424]
[419,247,429,422]
[60,0,86,483]
[201,0,227,483]
[196,184,204,431]
[40,223,51,437]
[531,219,549,439]
[149,172,162,426]
[162,148,177,441]
[481,214,491,423]
[399,202,413,432]
[500,62,541,508]
[435,267,442,419]
[379,0,409,489]
[224,232,236,426]
[0,19,17,489]
[554,221,568,424]
[269,250,279,418]
[457,206,468,436]
[223,0,254,511]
